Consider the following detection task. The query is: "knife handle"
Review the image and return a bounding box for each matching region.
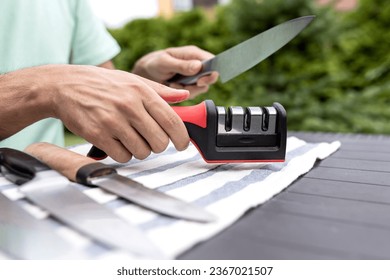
[166,59,214,85]
[25,143,116,184]
[87,101,209,160]
[0,148,50,185]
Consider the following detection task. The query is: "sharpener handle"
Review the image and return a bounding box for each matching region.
[25,143,116,184]
[0,148,50,185]
[171,101,207,129]
[87,146,107,160]
[166,59,214,85]
[87,101,209,160]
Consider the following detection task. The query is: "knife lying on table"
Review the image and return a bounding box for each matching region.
[167,15,315,85]
[0,192,85,259]
[0,148,162,258]
[25,142,216,223]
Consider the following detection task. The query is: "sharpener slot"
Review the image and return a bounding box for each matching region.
[217,106,226,133]
[225,107,232,132]
[246,107,263,133]
[262,107,277,134]
[218,106,249,134]
[243,108,250,132]
[229,106,245,133]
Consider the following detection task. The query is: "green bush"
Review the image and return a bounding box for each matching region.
[110,0,390,134]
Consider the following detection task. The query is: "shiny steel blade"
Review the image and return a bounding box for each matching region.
[214,15,315,82]
[90,174,216,223]
[20,170,162,258]
[0,193,84,259]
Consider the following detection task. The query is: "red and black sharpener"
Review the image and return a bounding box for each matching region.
[171,100,286,163]
[87,100,287,163]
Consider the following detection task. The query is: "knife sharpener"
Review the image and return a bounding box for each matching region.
[172,100,287,163]
[88,100,287,163]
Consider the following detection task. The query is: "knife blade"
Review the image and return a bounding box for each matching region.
[25,142,216,223]
[167,15,315,85]
[0,192,86,259]
[0,148,162,258]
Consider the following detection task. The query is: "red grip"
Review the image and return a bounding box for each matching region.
[172,101,207,128]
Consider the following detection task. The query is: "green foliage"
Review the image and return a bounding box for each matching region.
[109,0,390,134]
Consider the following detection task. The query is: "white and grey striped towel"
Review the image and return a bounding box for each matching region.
[0,136,340,259]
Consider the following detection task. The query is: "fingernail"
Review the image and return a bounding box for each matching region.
[165,90,190,103]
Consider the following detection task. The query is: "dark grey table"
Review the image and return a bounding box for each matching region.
[179,132,390,260]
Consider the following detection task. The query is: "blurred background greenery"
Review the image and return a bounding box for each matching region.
[65,0,390,145]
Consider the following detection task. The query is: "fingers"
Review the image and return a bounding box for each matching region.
[138,75,190,103]
[197,71,219,87]
[166,45,214,61]
[97,113,168,163]
[93,136,133,163]
[169,83,208,99]
[145,102,190,151]
[130,116,169,155]
[165,46,214,76]
[159,53,202,77]
[106,76,189,161]
[164,46,218,96]
[132,45,217,98]
[140,78,190,151]
[168,70,218,99]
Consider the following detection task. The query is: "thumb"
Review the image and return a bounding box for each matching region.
[180,59,202,76]
[165,54,202,76]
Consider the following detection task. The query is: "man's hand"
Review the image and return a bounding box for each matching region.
[41,65,190,162]
[132,45,218,99]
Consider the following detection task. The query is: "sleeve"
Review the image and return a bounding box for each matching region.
[70,0,121,66]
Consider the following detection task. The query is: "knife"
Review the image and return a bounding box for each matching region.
[25,142,216,223]
[0,148,162,258]
[0,192,86,259]
[167,15,315,85]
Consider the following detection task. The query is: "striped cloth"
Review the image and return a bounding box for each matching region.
[0,136,340,259]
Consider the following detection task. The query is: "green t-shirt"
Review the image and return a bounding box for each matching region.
[0,0,120,150]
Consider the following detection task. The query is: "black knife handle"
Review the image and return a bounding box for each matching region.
[166,59,214,85]
[0,148,50,185]
[76,162,117,186]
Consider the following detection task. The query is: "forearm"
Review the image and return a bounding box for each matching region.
[0,67,54,140]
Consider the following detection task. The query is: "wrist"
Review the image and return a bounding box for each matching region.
[0,65,56,139]
[23,65,57,118]
[132,59,147,77]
